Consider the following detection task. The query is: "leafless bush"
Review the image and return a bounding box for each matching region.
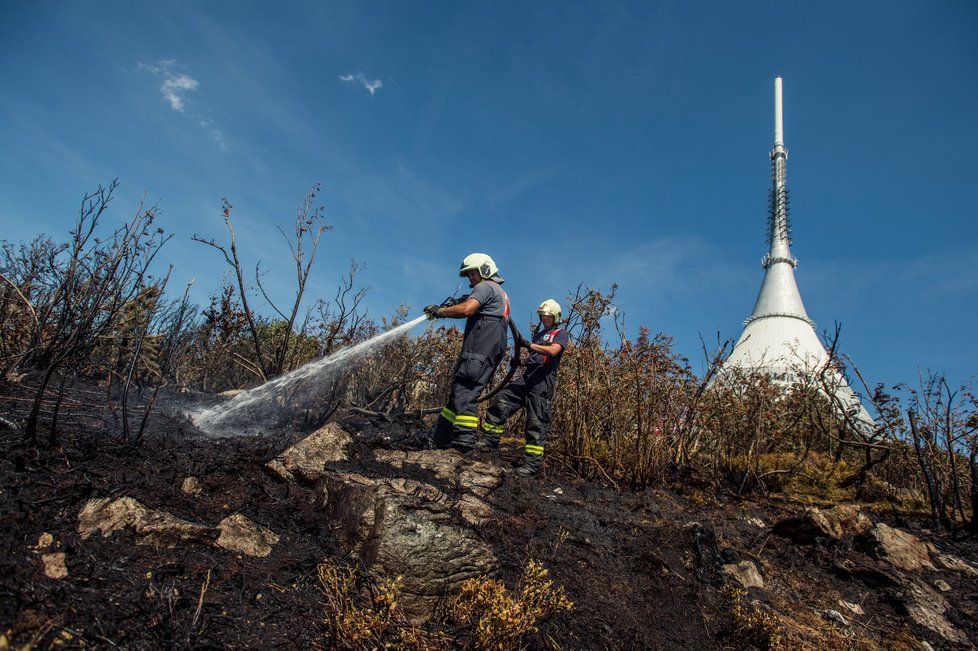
[6,181,171,444]
[192,184,331,382]
[904,372,977,531]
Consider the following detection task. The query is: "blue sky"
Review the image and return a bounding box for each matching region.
[1,1,976,387]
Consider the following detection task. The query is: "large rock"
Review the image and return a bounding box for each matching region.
[773,505,872,543]
[266,422,353,482]
[721,560,764,589]
[901,577,970,645]
[78,497,217,547]
[863,523,935,572]
[216,513,280,557]
[320,450,504,618]
[372,449,505,498]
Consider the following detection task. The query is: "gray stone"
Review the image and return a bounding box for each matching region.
[321,449,504,618]
[721,560,764,589]
[78,497,217,548]
[216,513,280,558]
[773,505,872,543]
[864,523,935,572]
[932,553,978,578]
[901,577,970,645]
[373,449,504,498]
[266,422,353,482]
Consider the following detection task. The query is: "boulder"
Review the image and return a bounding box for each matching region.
[320,449,504,618]
[41,553,68,579]
[266,423,353,482]
[78,497,217,547]
[372,449,504,498]
[721,560,764,589]
[864,523,935,572]
[216,513,280,558]
[181,476,203,497]
[901,578,970,645]
[773,505,872,543]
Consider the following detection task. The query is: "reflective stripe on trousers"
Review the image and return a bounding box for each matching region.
[482,421,505,435]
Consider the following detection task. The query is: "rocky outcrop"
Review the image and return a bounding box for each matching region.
[372,449,505,499]
[863,523,936,573]
[216,513,280,557]
[722,560,764,589]
[319,449,504,618]
[901,577,970,645]
[266,423,352,482]
[78,497,217,547]
[773,505,872,543]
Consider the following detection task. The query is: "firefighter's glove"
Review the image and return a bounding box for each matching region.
[424,305,442,320]
[516,331,533,349]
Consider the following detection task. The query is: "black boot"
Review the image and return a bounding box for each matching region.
[474,438,498,452]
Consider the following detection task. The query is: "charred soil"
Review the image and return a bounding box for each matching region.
[3,402,977,649]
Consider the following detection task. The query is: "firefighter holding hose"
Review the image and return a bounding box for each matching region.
[424,253,509,453]
[480,299,569,477]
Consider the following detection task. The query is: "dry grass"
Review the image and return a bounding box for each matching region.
[449,560,574,650]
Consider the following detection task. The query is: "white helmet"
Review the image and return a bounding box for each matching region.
[459,253,504,283]
[537,299,562,323]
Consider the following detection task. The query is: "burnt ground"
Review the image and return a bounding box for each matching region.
[2,387,978,649]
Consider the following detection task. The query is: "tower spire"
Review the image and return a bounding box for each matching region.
[766,76,793,265]
[747,76,809,325]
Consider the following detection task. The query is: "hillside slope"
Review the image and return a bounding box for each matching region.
[2,407,977,649]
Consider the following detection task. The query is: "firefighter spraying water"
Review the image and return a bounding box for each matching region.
[192,250,557,479]
[423,253,512,453]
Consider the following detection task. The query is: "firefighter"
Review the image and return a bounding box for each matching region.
[424,253,510,453]
[480,299,570,477]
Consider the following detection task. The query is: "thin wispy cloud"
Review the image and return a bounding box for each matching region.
[138,60,198,111]
[138,60,225,150]
[340,72,382,96]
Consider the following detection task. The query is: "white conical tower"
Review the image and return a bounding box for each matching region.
[724,77,874,429]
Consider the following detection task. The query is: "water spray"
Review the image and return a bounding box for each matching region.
[190,314,430,435]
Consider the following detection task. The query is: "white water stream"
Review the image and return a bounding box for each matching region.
[190,314,429,435]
